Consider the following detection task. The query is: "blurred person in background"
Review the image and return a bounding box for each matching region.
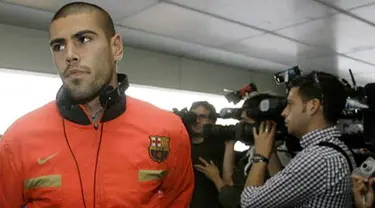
[189,101,233,208]
[0,2,194,208]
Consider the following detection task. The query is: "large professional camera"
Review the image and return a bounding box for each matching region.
[339,82,375,150]
[173,84,289,145]
[336,70,375,150]
[203,93,290,145]
[202,122,254,144]
[202,67,303,145]
[274,66,302,86]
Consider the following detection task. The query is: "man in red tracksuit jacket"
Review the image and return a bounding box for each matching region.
[0,2,194,207]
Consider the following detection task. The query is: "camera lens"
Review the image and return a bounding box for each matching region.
[363,163,368,169]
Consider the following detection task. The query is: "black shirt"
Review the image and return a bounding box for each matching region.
[190,138,225,208]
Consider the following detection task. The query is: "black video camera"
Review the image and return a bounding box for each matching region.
[218,108,242,120]
[202,66,305,147]
[203,122,253,144]
[338,82,375,150]
[203,95,289,145]
[274,66,302,85]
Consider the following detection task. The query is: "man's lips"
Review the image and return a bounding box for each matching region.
[192,125,202,131]
[66,69,87,77]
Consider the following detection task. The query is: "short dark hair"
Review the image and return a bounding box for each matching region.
[51,2,115,38]
[288,71,347,124]
[190,101,217,122]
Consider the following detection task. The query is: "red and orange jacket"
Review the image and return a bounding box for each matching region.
[0,95,194,207]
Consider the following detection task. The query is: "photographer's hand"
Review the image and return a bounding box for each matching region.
[253,121,277,158]
[352,176,375,208]
[244,121,277,188]
[194,157,225,192]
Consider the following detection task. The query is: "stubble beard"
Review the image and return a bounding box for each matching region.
[65,72,112,104]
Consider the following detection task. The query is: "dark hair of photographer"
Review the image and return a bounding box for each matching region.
[288,71,347,126]
[189,101,226,208]
[190,101,218,122]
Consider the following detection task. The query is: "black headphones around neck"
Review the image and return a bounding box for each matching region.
[98,73,129,108]
[57,73,129,109]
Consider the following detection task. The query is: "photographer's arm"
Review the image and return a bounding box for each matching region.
[267,148,283,177]
[245,121,276,188]
[217,155,250,208]
[195,140,237,191]
[195,157,226,192]
[241,151,328,208]
[222,140,236,185]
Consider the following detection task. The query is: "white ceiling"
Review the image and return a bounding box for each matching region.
[1,0,375,84]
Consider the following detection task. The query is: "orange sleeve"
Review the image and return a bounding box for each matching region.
[0,133,25,208]
[161,118,194,207]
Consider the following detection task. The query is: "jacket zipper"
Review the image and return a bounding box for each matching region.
[92,110,103,130]
[91,108,104,207]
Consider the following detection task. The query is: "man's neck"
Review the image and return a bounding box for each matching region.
[84,97,103,118]
[83,73,119,118]
[304,119,333,137]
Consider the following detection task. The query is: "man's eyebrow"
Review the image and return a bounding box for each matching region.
[49,30,98,47]
[49,38,64,47]
[72,30,98,39]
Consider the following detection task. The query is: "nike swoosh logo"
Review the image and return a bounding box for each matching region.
[37,153,57,165]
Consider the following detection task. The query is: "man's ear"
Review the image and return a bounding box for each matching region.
[306,99,321,116]
[111,33,123,63]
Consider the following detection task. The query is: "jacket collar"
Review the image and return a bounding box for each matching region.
[56,73,128,125]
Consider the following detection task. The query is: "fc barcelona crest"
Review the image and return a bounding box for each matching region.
[149,136,170,163]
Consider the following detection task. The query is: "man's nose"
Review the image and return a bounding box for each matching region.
[65,43,79,65]
[281,108,287,118]
[196,116,201,123]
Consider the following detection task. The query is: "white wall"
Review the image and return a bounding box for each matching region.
[0,23,285,95]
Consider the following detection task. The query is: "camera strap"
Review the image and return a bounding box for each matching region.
[317,142,354,172]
